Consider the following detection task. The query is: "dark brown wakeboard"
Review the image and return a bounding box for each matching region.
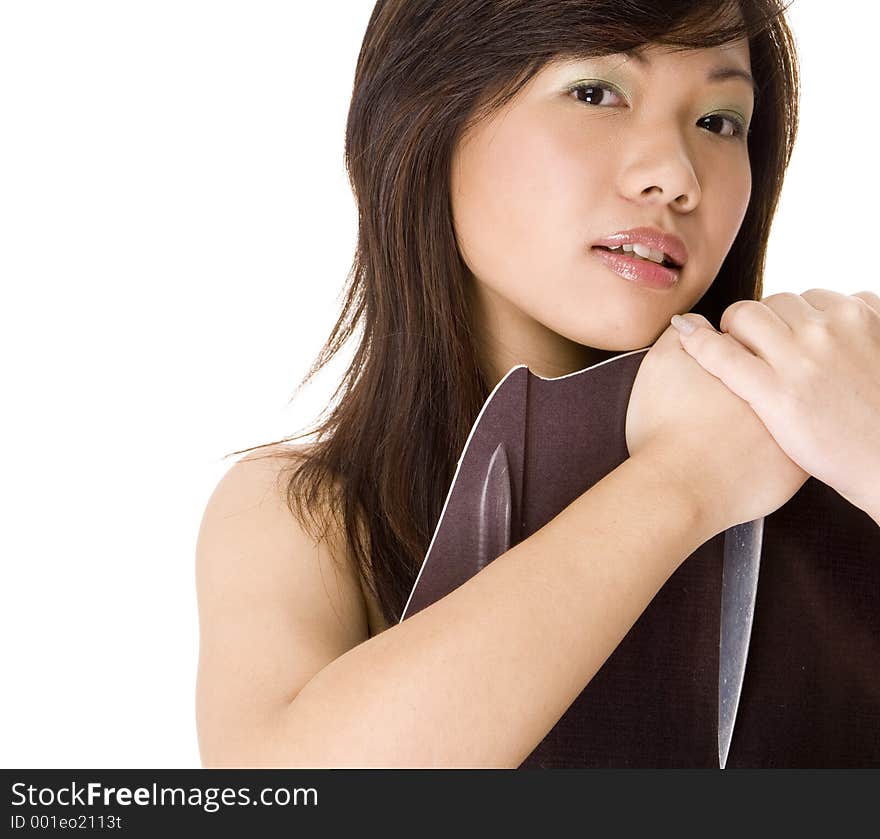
[399,348,880,767]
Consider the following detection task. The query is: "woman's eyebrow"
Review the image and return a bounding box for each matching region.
[706,66,758,97]
[622,48,758,98]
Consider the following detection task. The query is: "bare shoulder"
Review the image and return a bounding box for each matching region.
[248,442,393,638]
[194,441,371,766]
[231,442,392,637]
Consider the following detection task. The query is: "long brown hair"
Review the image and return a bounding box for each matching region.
[227,0,800,626]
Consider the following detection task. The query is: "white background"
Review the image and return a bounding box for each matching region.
[1,1,875,768]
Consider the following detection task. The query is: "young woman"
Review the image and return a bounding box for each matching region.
[195,0,880,768]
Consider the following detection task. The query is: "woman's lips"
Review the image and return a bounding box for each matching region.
[590,246,681,289]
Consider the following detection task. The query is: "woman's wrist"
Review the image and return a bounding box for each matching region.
[628,440,726,543]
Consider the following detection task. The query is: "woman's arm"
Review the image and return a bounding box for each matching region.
[197,442,715,769]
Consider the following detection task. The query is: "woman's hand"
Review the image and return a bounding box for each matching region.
[625,321,809,536]
[670,289,880,522]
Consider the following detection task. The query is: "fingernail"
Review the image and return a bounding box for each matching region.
[671,314,697,335]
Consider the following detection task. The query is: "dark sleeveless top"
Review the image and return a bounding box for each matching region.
[401,350,880,767]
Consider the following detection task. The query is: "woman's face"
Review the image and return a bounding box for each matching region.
[450,40,754,388]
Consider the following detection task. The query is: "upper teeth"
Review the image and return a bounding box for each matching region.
[607,243,671,265]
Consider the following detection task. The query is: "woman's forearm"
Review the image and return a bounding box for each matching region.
[257,445,716,768]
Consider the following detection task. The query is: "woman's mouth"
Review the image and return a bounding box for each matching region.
[590,245,682,290]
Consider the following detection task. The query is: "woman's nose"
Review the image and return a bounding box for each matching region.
[618,135,701,212]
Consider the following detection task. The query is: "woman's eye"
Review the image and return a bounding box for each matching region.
[568,82,748,140]
[568,82,622,107]
[697,113,748,139]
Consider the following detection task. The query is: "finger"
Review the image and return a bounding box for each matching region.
[801,287,880,327]
[852,290,880,314]
[798,288,849,311]
[756,291,817,329]
[718,298,794,363]
[671,313,777,409]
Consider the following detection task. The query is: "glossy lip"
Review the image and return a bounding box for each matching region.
[592,226,689,269]
[591,245,681,289]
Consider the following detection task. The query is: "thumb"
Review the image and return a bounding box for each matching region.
[670,312,716,336]
[668,310,774,409]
